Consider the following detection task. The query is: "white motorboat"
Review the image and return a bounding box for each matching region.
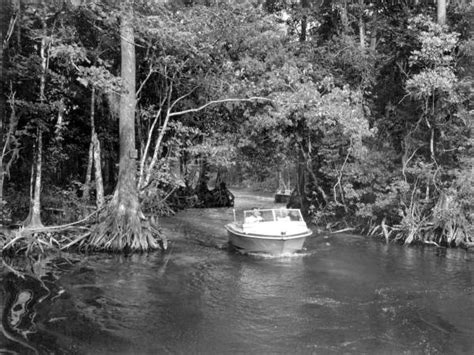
[225,208,312,254]
[274,189,292,203]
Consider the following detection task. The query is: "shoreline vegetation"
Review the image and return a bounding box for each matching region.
[1,1,473,256]
[1,186,472,257]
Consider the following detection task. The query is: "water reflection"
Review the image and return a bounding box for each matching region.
[0,257,138,354]
[1,265,62,354]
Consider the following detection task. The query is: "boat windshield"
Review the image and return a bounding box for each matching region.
[243,209,303,223]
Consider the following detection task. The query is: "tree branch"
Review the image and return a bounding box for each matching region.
[3,8,19,49]
[136,64,154,101]
[168,87,197,112]
[333,140,352,209]
[138,95,167,189]
[168,97,272,117]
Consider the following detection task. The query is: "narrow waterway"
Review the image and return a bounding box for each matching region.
[1,190,473,354]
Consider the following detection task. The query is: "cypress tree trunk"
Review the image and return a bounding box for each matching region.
[437,0,447,25]
[83,89,95,203]
[24,17,47,228]
[117,4,139,220]
[90,87,104,208]
[83,86,104,208]
[83,141,93,202]
[0,165,4,211]
[370,12,377,51]
[299,0,309,42]
[300,2,307,41]
[340,0,349,34]
[0,1,10,208]
[291,0,310,213]
[359,0,365,49]
[93,132,104,208]
[29,128,43,227]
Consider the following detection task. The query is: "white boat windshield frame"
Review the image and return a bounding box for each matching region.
[243,208,303,224]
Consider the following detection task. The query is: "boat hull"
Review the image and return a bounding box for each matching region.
[225,224,311,255]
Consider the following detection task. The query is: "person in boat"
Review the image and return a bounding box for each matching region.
[289,210,301,221]
[277,208,290,221]
[245,208,263,223]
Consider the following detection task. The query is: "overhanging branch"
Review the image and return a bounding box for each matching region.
[168,97,272,117]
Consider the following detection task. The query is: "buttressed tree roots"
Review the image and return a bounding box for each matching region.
[87,201,167,252]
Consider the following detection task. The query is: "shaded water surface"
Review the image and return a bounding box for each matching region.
[1,190,473,354]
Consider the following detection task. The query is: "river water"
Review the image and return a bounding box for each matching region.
[1,190,473,354]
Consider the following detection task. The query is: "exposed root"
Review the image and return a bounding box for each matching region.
[330,227,355,234]
[86,204,167,252]
[60,231,91,250]
[0,197,171,255]
[423,240,441,247]
[0,227,78,256]
[22,208,101,233]
[381,217,391,244]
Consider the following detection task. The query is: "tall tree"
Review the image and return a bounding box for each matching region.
[117,3,138,220]
[23,6,50,228]
[0,1,12,209]
[437,0,447,25]
[88,1,166,252]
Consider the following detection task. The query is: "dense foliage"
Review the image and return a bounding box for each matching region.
[1,0,472,249]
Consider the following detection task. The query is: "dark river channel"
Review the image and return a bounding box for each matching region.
[1,190,473,354]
